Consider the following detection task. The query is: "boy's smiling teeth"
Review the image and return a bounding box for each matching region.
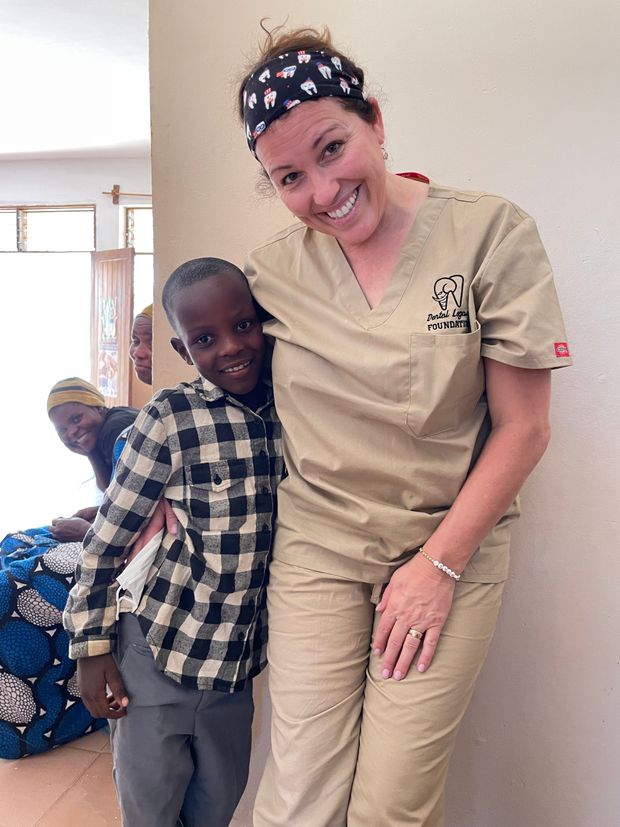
[327,188,359,220]
[222,360,251,374]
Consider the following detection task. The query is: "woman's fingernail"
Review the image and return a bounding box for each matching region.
[382,669,391,679]
[373,648,381,656]
[418,663,426,673]
[394,670,402,681]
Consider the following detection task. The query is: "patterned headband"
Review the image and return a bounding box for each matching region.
[242,49,366,154]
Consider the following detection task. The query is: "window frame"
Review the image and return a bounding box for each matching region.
[0,204,96,252]
[124,205,153,255]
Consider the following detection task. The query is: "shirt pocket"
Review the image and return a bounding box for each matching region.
[407,322,484,438]
[184,459,248,520]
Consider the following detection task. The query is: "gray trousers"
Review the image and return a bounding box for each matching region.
[110,613,253,827]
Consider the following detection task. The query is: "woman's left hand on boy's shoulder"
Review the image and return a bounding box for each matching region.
[372,554,456,680]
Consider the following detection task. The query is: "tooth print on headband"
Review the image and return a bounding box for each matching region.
[242,50,366,153]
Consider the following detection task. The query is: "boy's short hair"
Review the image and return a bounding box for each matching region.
[162,257,246,328]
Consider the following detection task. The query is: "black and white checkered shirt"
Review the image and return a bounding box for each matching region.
[64,377,283,692]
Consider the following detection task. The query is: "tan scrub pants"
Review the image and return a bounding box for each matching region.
[253,558,504,827]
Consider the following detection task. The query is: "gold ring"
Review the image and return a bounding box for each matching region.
[408,627,423,640]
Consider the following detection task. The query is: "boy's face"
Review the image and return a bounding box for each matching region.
[170,274,266,396]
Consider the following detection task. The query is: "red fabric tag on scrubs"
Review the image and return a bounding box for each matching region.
[398,172,431,184]
[554,342,570,357]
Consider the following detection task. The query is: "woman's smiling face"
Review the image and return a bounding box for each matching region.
[49,402,106,456]
[255,97,387,249]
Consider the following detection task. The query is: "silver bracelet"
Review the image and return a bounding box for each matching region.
[419,549,462,581]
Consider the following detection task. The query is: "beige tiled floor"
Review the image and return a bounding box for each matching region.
[0,729,120,827]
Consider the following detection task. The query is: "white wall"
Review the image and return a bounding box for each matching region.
[0,156,151,249]
[149,2,620,825]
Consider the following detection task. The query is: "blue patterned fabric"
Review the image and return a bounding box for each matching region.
[0,528,107,758]
[0,415,137,757]
[0,417,136,758]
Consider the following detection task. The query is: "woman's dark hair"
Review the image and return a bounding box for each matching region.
[237,24,377,127]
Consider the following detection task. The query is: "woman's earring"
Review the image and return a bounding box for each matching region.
[381,145,388,161]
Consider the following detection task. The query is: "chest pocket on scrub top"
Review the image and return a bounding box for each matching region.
[184,459,247,520]
[407,322,484,438]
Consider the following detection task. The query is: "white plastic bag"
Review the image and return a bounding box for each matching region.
[115,529,164,617]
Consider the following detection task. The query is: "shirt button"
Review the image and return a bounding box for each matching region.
[213,474,222,485]
[259,449,267,457]
[237,632,245,641]
[261,485,269,494]
[261,524,269,532]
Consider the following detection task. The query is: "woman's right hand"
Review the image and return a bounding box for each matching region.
[125,499,177,565]
[49,516,92,542]
[77,654,129,719]
[373,552,456,679]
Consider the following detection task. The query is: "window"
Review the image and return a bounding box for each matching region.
[125,206,153,312]
[125,206,153,253]
[0,206,95,252]
[0,210,16,250]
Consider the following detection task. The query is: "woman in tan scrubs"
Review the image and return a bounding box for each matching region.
[238,27,572,827]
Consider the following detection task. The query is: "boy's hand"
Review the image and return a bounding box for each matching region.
[77,654,129,719]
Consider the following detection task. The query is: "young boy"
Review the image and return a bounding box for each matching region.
[63,258,283,827]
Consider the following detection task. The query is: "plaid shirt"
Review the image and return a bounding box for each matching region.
[64,377,283,692]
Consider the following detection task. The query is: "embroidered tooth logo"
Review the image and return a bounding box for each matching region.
[432,276,464,310]
[317,62,332,79]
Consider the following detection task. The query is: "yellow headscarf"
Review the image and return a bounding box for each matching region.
[136,304,153,320]
[47,377,105,415]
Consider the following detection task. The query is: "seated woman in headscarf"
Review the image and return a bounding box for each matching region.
[0,378,138,758]
[46,304,154,540]
[46,378,139,542]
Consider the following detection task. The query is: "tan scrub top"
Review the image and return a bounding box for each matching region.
[245,181,572,583]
